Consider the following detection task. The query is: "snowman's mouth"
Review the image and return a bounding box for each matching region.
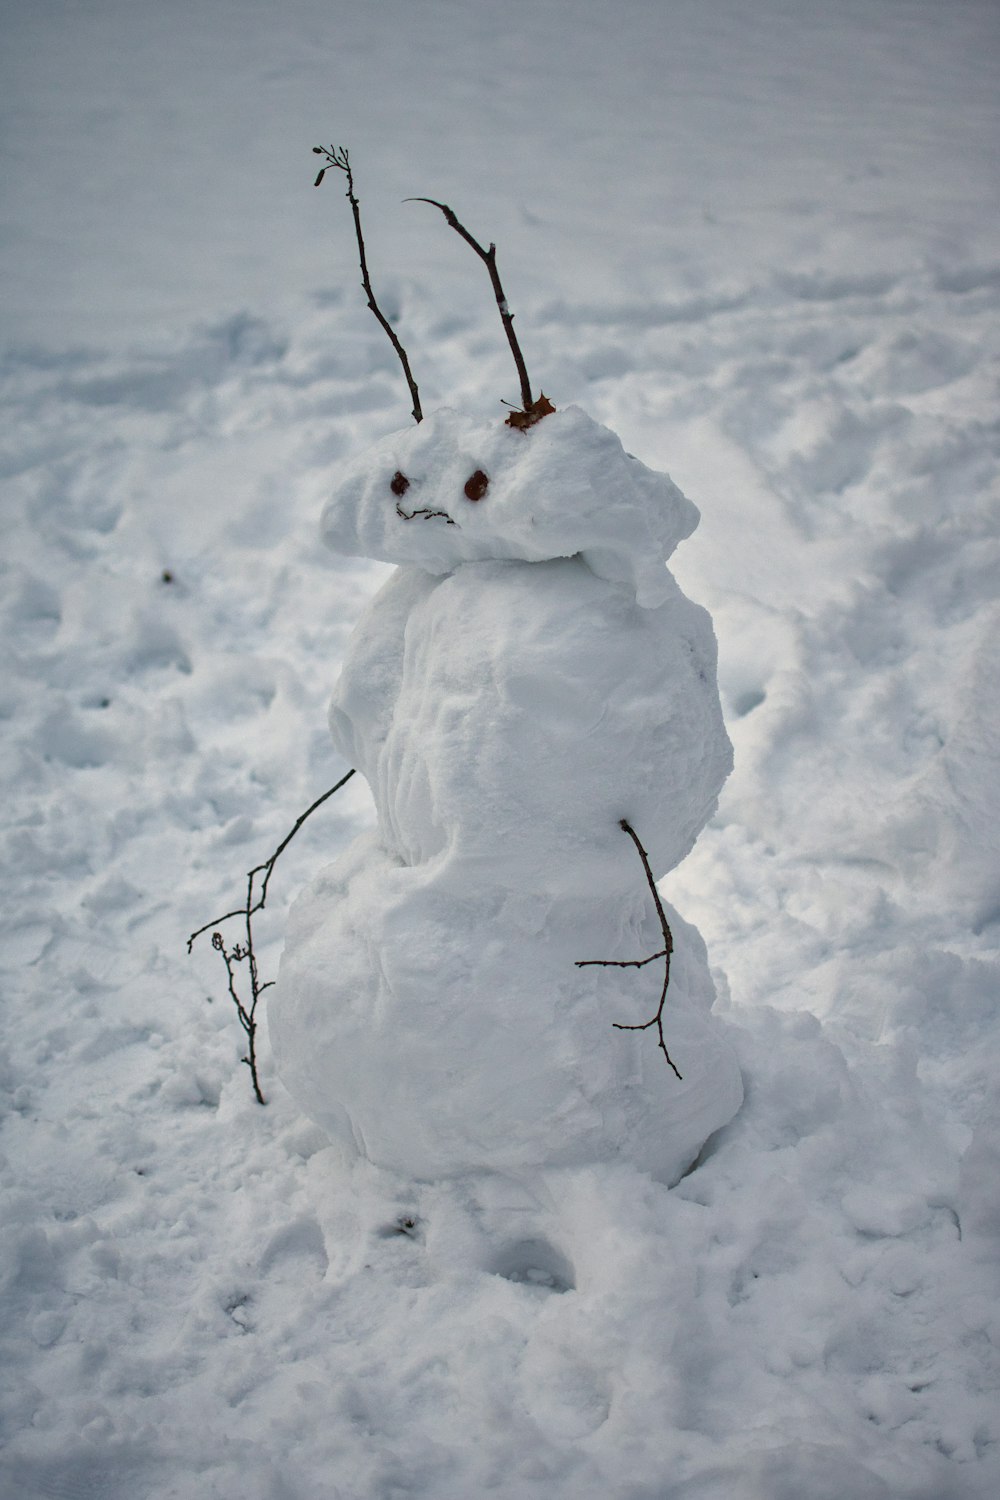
[395,501,456,526]
[389,468,488,526]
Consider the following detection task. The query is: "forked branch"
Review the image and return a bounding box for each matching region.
[407,196,534,414]
[313,146,423,424]
[188,769,357,1102]
[577,818,682,1080]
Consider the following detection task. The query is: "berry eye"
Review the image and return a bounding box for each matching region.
[390,471,410,496]
[464,470,489,502]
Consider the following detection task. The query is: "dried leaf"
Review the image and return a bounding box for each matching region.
[505,393,556,430]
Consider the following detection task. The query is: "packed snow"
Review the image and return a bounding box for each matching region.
[2,2,999,1498]
[272,402,742,1182]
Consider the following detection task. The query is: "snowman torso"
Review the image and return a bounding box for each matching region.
[271,406,742,1181]
[332,556,729,893]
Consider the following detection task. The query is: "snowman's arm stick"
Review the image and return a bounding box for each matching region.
[186,769,357,951]
[576,949,668,971]
[187,767,358,1105]
[575,818,682,1081]
[253,768,358,912]
[313,146,423,425]
[406,197,533,414]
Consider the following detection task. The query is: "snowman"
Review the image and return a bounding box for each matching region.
[271,398,745,1186]
[271,165,742,1185]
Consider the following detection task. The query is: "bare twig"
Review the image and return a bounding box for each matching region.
[395,502,456,525]
[313,146,423,425]
[188,769,357,1103]
[212,931,267,1105]
[576,818,682,1080]
[187,771,357,948]
[406,196,533,413]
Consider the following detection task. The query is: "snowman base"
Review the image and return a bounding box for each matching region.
[272,832,742,1185]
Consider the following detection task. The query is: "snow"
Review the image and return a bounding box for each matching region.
[2,0,1000,1496]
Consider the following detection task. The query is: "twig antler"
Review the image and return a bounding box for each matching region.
[314,146,423,425]
[577,818,682,1080]
[406,196,538,418]
[188,769,356,1103]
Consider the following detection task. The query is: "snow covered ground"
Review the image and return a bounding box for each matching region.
[2,1,999,1495]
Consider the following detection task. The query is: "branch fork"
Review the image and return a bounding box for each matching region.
[577,819,682,1080]
[188,769,357,1103]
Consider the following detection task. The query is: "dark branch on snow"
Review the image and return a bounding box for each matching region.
[313,146,423,425]
[188,769,357,1103]
[406,196,534,414]
[576,818,682,1080]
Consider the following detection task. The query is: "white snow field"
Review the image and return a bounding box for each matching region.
[2,1,999,1496]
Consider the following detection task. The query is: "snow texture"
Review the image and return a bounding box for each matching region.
[271,404,741,1181]
[2,1,1000,1496]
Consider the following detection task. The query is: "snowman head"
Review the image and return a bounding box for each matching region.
[320,404,699,608]
[311,160,698,603]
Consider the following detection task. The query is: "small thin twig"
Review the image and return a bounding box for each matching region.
[188,769,357,1103]
[578,949,669,971]
[313,146,423,424]
[576,818,682,1080]
[406,196,533,413]
[395,502,455,525]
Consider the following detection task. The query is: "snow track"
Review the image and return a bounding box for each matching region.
[2,1,999,1495]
